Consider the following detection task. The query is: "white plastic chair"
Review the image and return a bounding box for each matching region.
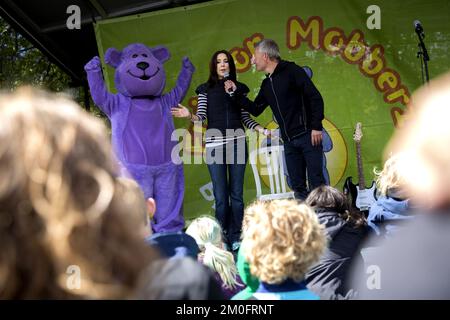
[249,145,295,201]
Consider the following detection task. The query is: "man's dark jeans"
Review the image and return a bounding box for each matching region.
[284,131,325,200]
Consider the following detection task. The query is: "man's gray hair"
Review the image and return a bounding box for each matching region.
[254,39,281,61]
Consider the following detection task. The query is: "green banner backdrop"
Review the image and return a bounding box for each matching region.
[93,0,450,222]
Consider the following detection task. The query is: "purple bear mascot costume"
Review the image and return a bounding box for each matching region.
[84,43,195,233]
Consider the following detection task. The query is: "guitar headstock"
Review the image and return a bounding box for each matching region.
[353,122,363,142]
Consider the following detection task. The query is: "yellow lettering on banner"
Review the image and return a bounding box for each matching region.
[386,86,410,105]
[230,47,251,73]
[224,16,413,127]
[342,30,366,64]
[390,106,406,128]
[376,69,399,91]
[244,33,264,56]
[360,45,385,76]
[230,33,264,73]
[287,16,322,50]
[323,28,345,55]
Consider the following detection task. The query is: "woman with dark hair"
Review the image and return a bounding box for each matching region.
[304,185,369,299]
[172,50,268,252]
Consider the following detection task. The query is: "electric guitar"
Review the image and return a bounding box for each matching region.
[343,123,377,212]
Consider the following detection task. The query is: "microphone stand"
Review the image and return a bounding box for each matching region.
[416,29,430,84]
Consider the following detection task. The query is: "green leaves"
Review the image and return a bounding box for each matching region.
[0,17,71,92]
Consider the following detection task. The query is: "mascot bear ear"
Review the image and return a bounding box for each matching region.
[151,46,170,63]
[105,48,122,68]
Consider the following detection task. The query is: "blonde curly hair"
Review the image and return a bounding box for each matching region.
[0,87,157,299]
[242,200,326,284]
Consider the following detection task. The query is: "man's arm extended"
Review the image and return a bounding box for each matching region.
[225,80,268,117]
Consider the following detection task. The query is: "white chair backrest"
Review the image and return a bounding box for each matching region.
[249,145,294,200]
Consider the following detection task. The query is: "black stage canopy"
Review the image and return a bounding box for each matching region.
[0,0,210,86]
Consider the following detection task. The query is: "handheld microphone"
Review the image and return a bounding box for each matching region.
[414,20,424,37]
[223,72,234,95]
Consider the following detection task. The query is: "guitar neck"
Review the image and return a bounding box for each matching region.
[355,141,365,190]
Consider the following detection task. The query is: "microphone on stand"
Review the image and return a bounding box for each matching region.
[414,20,425,38]
[413,19,430,84]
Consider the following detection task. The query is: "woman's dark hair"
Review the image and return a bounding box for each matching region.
[207,50,236,87]
[305,185,366,228]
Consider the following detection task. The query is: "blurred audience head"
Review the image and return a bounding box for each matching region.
[0,87,157,299]
[386,72,450,209]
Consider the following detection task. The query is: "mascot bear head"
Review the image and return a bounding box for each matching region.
[105,43,170,97]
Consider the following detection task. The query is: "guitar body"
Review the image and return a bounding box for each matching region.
[355,181,377,211]
[343,176,358,209]
[343,122,377,215]
[344,177,377,212]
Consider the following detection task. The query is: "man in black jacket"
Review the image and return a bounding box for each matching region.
[225,39,326,199]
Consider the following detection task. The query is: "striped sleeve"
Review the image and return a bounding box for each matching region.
[194,93,208,122]
[240,109,260,130]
